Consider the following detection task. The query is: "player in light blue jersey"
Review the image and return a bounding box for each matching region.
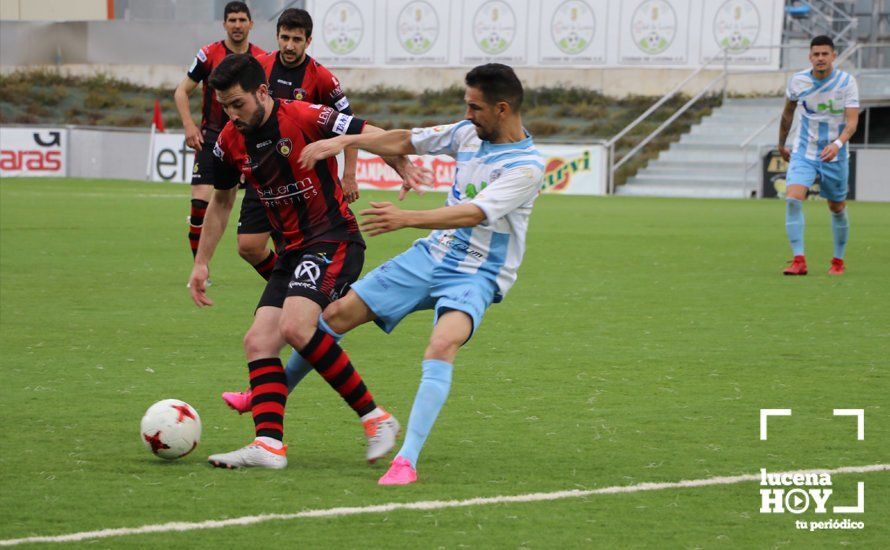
[778,35,859,275]
[299,64,543,485]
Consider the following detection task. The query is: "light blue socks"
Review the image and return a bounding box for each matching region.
[831,209,849,259]
[284,313,344,393]
[396,359,453,467]
[785,198,805,256]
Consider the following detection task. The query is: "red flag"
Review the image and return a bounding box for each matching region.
[152,99,165,132]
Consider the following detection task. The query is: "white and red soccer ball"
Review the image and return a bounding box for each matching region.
[140,399,201,460]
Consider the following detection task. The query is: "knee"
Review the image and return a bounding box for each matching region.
[279,318,315,351]
[829,202,846,214]
[237,239,263,263]
[243,328,274,358]
[424,334,460,362]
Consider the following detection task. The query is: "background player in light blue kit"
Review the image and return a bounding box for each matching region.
[778,35,859,276]
[299,63,543,485]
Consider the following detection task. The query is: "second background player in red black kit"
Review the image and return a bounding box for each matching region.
[237,8,362,280]
[173,1,264,264]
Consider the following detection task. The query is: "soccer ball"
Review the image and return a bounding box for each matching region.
[140,399,201,460]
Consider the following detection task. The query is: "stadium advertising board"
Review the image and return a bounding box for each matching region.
[538,0,608,65]
[617,0,691,65]
[311,0,377,65]
[385,0,451,65]
[0,127,67,177]
[355,143,607,196]
[459,0,530,65]
[699,0,780,66]
[149,132,195,183]
[307,0,782,69]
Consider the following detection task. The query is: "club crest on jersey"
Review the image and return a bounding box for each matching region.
[277,138,293,157]
[293,88,307,101]
[489,168,503,181]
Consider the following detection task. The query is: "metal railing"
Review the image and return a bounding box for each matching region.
[605,40,885,194]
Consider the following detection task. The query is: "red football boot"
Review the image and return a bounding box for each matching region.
[783,255,808,275]
[828,257,845,275]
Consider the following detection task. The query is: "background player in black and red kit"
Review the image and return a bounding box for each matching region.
[236,8,361,282]
[173,2,265,266]
[187,55,422,469]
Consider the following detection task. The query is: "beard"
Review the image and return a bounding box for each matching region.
[473,122,496,142]
[233,97,266,134]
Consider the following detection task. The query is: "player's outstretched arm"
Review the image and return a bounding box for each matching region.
[188,186,237,306]
[359,202,486,237]
[299,126,415,169]
[174,76,203,151]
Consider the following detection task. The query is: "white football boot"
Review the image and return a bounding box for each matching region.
[208,440,287,469]
[363,410,400,463]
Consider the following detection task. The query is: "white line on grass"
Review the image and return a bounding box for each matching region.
[2,463,887,546]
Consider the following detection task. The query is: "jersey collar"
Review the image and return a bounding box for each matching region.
[477,129,533,155]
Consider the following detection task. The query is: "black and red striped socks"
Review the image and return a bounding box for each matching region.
[302,329,376,417]
[252,249,278,281]
[248,358,288,440]
[188,199,209,258]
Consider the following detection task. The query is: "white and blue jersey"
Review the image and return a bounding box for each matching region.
[410,120,544,299]
[350,121,543,337]
[786,68,859,162]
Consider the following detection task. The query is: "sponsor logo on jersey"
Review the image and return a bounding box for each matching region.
[277,138,293,157]
[332,113,352,135]
[212,141,224,160]
[197,48,208,63]
[334,96,350,112]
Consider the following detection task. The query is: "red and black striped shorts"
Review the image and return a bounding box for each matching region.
[257,241,365,310]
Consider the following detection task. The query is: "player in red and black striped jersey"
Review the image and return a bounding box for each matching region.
[236,8,360,281]
[173,1,265,262]
[187,54,428,470]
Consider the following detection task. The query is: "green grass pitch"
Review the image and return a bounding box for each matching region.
[1,178,888,547]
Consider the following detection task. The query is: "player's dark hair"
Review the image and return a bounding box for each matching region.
[209,54,267,93]
[224,1,251,21]
[810,35,834,50]
[465,63,524,112]
[277,8,313,37]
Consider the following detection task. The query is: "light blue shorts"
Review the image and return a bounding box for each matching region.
[786,154,849,202]
[351,242,498,340]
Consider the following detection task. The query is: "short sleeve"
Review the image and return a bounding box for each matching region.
[187,47,210,83]
[211,135,241,190]
[410,120,474,158]
[785,75,803,102]
[299,103,365,138]
[317,67,353,115]
[844,77,860,109]
[471,165,543,226]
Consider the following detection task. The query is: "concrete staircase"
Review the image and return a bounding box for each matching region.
[617,97,784,199]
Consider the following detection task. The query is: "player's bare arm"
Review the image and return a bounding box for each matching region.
[174,76,203,150]
[778,98,797,162]
[300,128,415,168]
[359,202,486,237]
[340,147,360,203]
[820,107,859,162]
[188,186,238,306]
